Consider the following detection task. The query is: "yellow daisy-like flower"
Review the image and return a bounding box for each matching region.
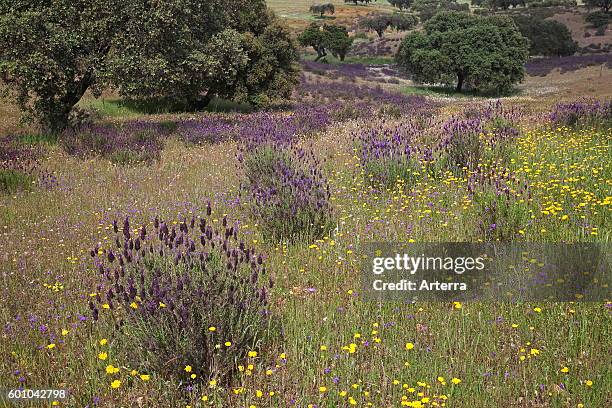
[47,343,56,350]
[560,366,569,373]
[98,352,108,360]
[319,386,327,393]
[451,378,461,385]
[208,326,216,332]
[585,380,593,387]
[140,374,150,381]
[405,342,415,350]
[129,302,138,309]
[224,341,232,347]
[61,329,69,336]
[248,351,258,358]
[184,365,192,373]
[110,380,121,389]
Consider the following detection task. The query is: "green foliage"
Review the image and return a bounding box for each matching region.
[299,23,354,61]
[396,12,529,94]
[585,0,611,12]
[108,1,300,110]
[0,169,34,194]
[389,0,413,9]
[310,3,335,17]
[363,157,421,190]
[412,0,469,22]
[361,13,419,37]
[0,0,128,133]
[473,188,531,241]
[586,11,610,28]
[0,1,300,133]
[512,15,577,57]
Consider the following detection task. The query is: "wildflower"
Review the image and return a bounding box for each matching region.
[224,341,232,347]
[209,379,217,388]
[208,326,216,332]
[560,367,569,373]
[585,380,593,387]
[98,352,108,360]
[533,307,542,313]
[451,378,461,385]
[105,365,119,374]
[99,338,108,346]
[405,342,415,350]
[248,351,258,358]
[110,380,121,389]
[319,386,327,393]
[61,329,69,336]
[47,343,56,350]
[185,365,192,373]
[129,302,138,309]
[140,374,150,381]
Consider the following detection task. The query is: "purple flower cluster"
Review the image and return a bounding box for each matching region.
[525,54,612,77]
[549,99,612,128]
[90,206,272,382]
[61,122,165,165]
[0,137,57,192]
[240,144,333,242]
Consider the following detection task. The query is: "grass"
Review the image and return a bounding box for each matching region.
[0,104,610,406]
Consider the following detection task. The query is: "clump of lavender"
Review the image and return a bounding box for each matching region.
[0,137,56,193]
[89,207,274,383]
[61,122,165,165]
[549,99,611,129]
[438,118,485,172]
[178,115,236,145]
[354,119,429,189]
[240,144,334,242]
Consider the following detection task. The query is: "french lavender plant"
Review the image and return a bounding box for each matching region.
[89,206,274,383]
[61,122,165,165]
[239,141,334,243]
[0,137,56,193]
[549,99,612,129]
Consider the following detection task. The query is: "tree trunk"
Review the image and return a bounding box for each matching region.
[456,73,465,93]
[187,92,213,111]
[41,72,93,134]
[314,46,327,62]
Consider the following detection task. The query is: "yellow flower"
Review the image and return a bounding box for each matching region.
[208,326,216,332]
[110,380,121,389]
[224,341,232,347]
[130,302,138,309]
[560,366,569,373]
[61,329,69,336]
[184,365,192,373]
[140,374,150,381]
[248,351,258,358]
[453,301,462,310]
[98,352,108,360]
[405,342,415,350]
[533,307,542,313]
[99,338,108,346]
[585,380,593,387]
[190,374,196,379]
[319,386,327,393]
[47,343,56,350]
[320,345,328,351]
[451,378,461,385]
[105,365,120,374]
[209,379,217,388]
[256,390,263,398]
[201,396,208,402]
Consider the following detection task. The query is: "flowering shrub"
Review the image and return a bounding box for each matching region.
[240,144,334,242]
[61,122,165,165]
[90,208,274,383]
[549,99,611,129]
[0,137,56,193]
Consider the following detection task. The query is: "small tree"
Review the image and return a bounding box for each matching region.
[0,0,129,133]
[310,3,336,17]
[299,23,354,61]
[396,11,529,93]
[360,14,418,37]
[389,0,413,9]
[412,0,469,22]
[513,15,577,57]
[585,0,611,12]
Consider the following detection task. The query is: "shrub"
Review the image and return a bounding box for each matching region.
[0,138,56,193]
[549,99,612,129]
[61,123,164,164]
[439,119,485,171]
[512,15,577,57]
[0,169,35,194]
[586,11,610,28]
[90,210,274,384]
[240,145,334,242]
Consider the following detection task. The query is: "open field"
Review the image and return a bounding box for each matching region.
[1,3,611,408]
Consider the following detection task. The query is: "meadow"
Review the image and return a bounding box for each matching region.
[1,2,612,408]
